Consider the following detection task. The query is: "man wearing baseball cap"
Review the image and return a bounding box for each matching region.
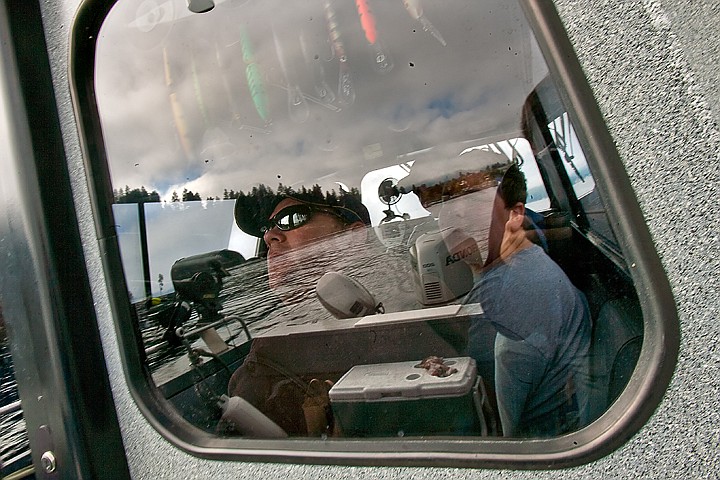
[234,184,371,299]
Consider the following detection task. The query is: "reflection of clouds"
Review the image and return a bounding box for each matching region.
[97,0,548,199]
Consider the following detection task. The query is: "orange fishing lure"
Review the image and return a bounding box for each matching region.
[356,0,377,45]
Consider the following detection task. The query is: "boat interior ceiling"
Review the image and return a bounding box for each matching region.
[95,0,644,440]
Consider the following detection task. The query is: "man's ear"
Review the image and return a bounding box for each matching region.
[506,203,526,231]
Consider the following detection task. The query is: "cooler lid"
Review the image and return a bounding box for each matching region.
[329,357,477,402]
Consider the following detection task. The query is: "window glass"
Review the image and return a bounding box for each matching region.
[94,0,643,450]
[525,91,620,253]
[549,115,619,249]
[549,113,595,200]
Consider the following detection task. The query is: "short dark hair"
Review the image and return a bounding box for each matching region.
[497,164,527,207]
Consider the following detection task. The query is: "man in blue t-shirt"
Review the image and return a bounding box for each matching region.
[465,165,591,437]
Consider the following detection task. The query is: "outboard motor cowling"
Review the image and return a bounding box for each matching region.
[409,228,481,305]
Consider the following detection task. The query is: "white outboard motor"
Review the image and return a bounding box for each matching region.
[409,227,482,305]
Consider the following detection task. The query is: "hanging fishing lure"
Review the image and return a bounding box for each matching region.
[402,0,447,47]
[190,44,239,160]
[214,42,241,123]
[272,27,310,123]
[190,50,211,128]
[239,26,271,124]
[355,0,393,73]
[213,41,271,135]
[162,46,194,159]
[324,0,355,106]
[299,32,336,106]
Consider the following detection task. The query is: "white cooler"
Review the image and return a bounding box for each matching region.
[328,357,486,437]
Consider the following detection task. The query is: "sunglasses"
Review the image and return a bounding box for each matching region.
[260,204,350,234]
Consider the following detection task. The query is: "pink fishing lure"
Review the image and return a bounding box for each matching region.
[356,0,377,45]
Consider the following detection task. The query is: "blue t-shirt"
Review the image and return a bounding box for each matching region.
[465,244,591,437]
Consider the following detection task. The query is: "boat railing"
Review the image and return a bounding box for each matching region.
[145,314,251,356]
[1,400,34,480]
[2,452,33,480]
[0,398,21,416]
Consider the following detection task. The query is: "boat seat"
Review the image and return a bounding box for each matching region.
[586,297,643,423]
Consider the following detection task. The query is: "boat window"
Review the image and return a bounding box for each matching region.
[520,83,621,258]
[550,114,619,251]
[546,113,595,200]
[85,0,673,467]
[0,305,33,478]
[552,115,619,248]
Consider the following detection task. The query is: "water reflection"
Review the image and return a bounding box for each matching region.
[0,323,31,476]
[138,186,496,387]
[142,220,430,384]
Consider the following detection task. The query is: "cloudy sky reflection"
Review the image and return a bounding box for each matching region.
[96,0,548,200]
[96,0,554,297]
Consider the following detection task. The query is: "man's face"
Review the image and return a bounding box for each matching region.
[485,191,511,265]
[263,198,349,295]
[263,198,347,254]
